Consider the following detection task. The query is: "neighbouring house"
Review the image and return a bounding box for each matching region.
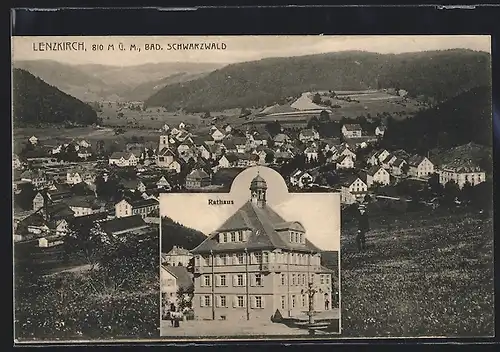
[341,175,368,204]
[437,160,486,189]
[366,166,391,187]
[289,169,314,188]
[211,128,225,142]
[178,122,186,130]
[198,144,212,160]
[175,130,192,143]
[304,146,319,161]
[21,169,48,189]
[229,137,248,153]
[218,154,239,169]
[408,155,435,179]
[391,158,407,176]
[336,155,355,170]
[186,169,212,189]
[77,140,91,148]
[77,148,93,160]
[98,215,151,239]
[341,124,362,138]
[273,133,291,146]
[248,131,268,147]
[375,125,386,138]
[108,152,139,167]
[161,264,194,311]
[64,196,105,217]
[29,135,38,145]
[120,179,147,193]
[337,145,357,161]
[190,175,333,321]
[13,154,22,169]
[163,123,170,132]
[115,198,160,219]
[156,176,172,190]
[367,149,390,166]
[162,246,194,267]
[299,128,320,143]
[32,184,73,211]
[380,154,398,169]
[38,235,65,248]
[157,148,182,173]
[235,153,259,168]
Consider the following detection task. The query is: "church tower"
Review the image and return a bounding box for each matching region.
[159,135,169,152]
[250,174,267,208]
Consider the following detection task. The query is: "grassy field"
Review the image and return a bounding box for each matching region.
[340,207,494,337]
[15,240,88,276]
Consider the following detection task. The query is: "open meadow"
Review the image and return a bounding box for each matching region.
[340,207,494,337]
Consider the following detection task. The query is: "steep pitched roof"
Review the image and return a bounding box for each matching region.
[162,265,194,290]
[192,201,321,254]
[187,169,210,179]
[367,165,384,176]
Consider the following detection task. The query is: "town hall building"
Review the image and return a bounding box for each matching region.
[191,174,333,321]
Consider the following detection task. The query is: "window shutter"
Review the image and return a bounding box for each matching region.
[232,296,237,308]
[233,275,237,286]
[215,275,220,287]
[215,296,220,308]
[200,295,204,307]
[250,274,255,287]
[200,277,204,287]
[250,296,255,309]
[262,296,266,308]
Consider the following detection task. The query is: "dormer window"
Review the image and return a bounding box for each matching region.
[231,232,236,242]
[220,233,226,243]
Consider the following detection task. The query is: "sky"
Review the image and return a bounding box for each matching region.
[11,35,491,66]
[160,166,340,251]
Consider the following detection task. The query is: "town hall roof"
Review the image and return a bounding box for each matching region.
[191,199,322,254]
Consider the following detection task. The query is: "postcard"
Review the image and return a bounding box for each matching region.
[11,35,493,343]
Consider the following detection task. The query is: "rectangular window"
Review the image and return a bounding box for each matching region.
[237,296,244,308]
[220,275,226,287]
[237,274,244,286]
[220,295,227,307]
[255,274,262,286]
[320,275,324,284]
[292,274,296,286]
[302,294,306,307]
[255,296,263,308]
[238,231,243,242]
[281,274,286,286]
[237,253,244,264]
[220,233,226,243]
[231,232,236,242]
[204,275,211,287]
[281,295,286,309]
[203,256,210,266]
[292,295,296,308]
[222,254,228,265]
[204,295,211,307]
[254,252,262,264]
[262,252,269,263]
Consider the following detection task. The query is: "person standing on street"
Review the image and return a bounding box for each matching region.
[356,204,369,251]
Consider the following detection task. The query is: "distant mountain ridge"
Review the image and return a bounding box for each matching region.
[12,68,99,126]
[13,60,225,102]
[144,49,491,112]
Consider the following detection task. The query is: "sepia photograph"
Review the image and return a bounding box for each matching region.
[159,166,341,338]
[12,35,493,342]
